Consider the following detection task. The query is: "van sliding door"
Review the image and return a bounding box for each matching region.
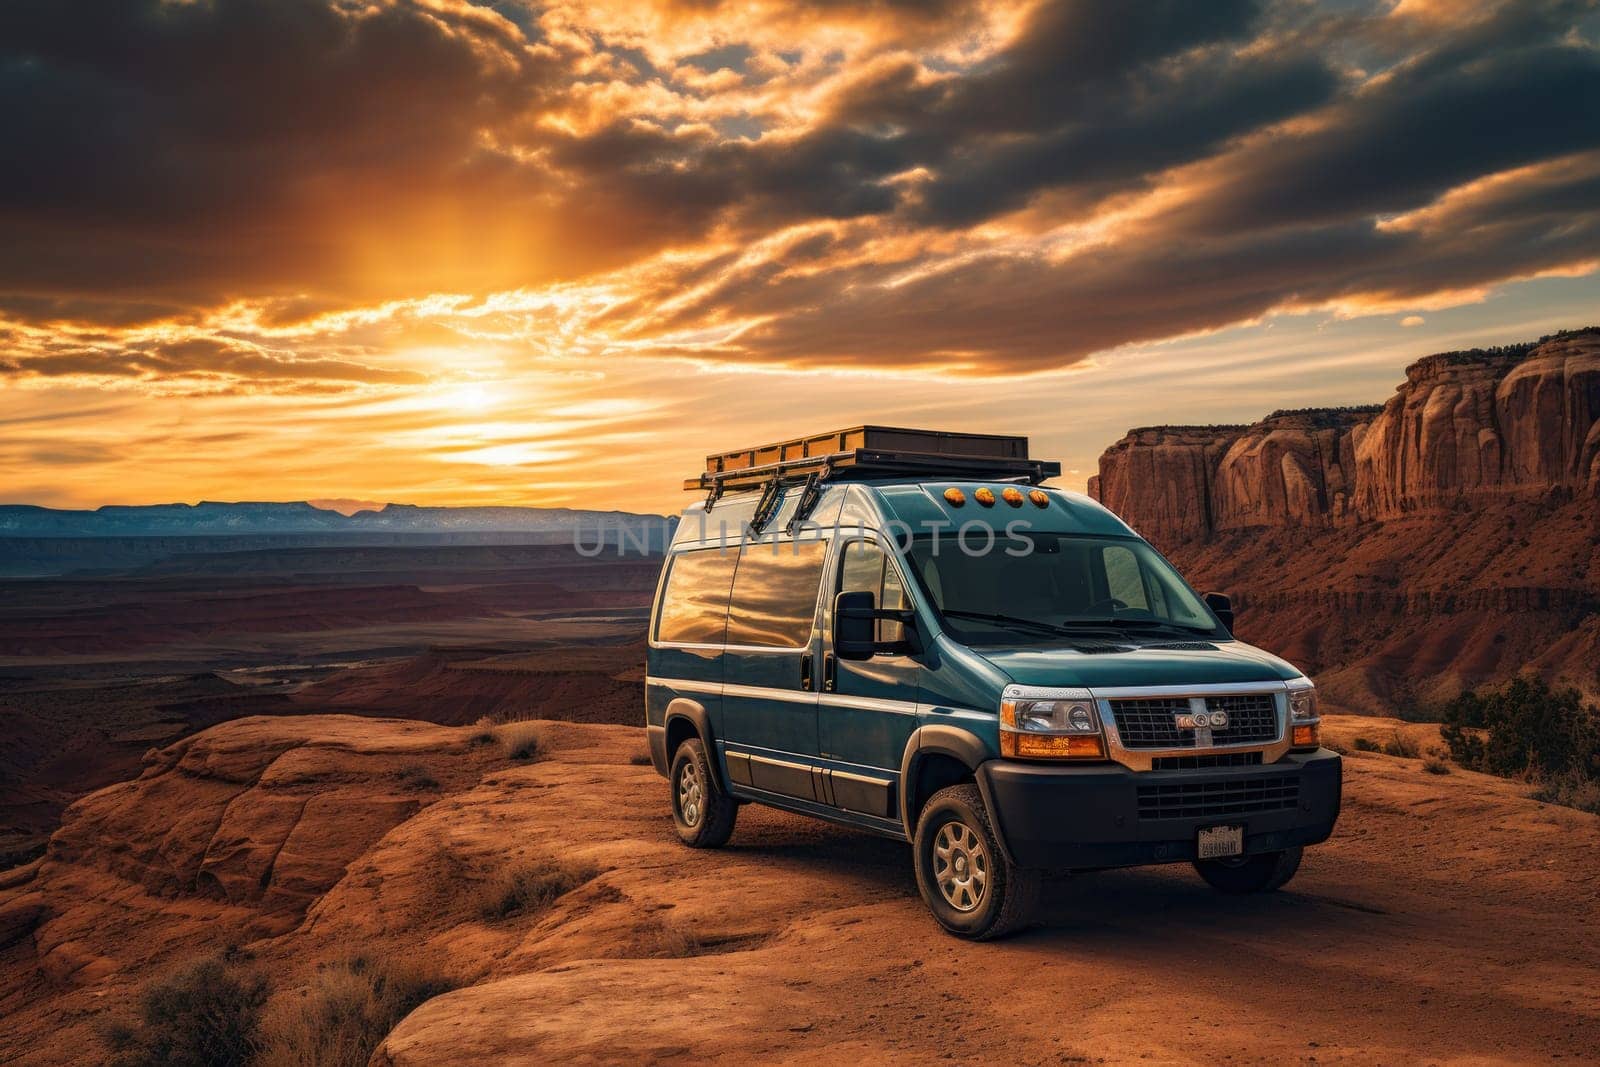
[718,540,826,801]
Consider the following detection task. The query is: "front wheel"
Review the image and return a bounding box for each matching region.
[669,737,736,848]
[1193,846,1302,893]
[912,784,1037,940]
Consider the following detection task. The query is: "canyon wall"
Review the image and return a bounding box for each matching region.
[1087,329,1600,711]
[1090,329,1600,544]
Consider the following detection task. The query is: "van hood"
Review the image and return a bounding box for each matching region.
[973,639,1301,689]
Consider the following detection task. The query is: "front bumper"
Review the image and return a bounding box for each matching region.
[977,748,1342,871]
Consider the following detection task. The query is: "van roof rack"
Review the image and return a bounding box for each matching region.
[687,426,1060,513]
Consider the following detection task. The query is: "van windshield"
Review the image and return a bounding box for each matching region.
[901,532,1224,644]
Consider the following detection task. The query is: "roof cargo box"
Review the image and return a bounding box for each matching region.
[686,425,1060,495]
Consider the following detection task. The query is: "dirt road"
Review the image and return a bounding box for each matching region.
[2,715,1596,1065]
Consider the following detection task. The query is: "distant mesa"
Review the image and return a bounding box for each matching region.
[307,498,389,516]
[0,499,673,537]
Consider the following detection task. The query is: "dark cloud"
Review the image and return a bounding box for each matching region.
[1,335,426,385]
[0,0,1596,381]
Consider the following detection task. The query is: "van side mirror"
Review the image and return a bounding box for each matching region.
[1204,592,1235,635]
[834,591,879,660]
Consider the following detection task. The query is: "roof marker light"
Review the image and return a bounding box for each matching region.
[974,487,996,507]
[1001,487,1024,507]
[1029,489,1049,507]
[943,487,966,506]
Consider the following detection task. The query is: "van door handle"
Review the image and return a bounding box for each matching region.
[823,652,836,692]
[800,652,813,690]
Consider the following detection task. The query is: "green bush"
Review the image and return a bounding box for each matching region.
[106,953,268,1067]
[1441,677,1600,811]
[256,957,454,1067]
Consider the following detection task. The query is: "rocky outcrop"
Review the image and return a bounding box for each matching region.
[1092,329,1600,542]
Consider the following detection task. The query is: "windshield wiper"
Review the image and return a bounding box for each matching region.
[938,610,1086,638]
[1065,617,1217,636]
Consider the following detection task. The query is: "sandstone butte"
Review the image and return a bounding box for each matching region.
[1087,329,1600,711]
[2,714,1598,1064]
[1090,328,1600,537]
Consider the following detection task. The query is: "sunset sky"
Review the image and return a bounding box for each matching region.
[3,0,1598,515]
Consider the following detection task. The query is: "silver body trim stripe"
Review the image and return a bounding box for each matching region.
[648,677,977,718]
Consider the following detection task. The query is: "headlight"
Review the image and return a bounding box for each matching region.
[1013,699,1099,732]
[1288,682,1317,721]
[1287,679,1319,748]
[1000,687,1106,760]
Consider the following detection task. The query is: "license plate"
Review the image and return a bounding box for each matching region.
[1197,824,1244,859]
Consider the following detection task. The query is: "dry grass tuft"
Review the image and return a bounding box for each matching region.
[256,956,454,1067]
[396,765,439,790]
[104,951,267,1067]
[628,751,653,766]
[1353,736,1381,753]
[476,857,598,921]
[1383,732,1421,759]
[494,721,544,761]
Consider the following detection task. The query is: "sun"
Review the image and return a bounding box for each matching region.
[441,382,497,413]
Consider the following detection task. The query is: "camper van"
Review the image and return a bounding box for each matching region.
[644,428,1341,939]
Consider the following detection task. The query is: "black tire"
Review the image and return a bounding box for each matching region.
[1193,846,1303,893]
[669,737,736,848]
[912,783,1038,940]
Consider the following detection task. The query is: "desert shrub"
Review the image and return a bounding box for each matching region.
[467,716,496,747]
[1422,756,1451,775]
[1441,677,1600,812]
[396,765,439,790]
[1531,771,1600,815]
[1383,732,1420,759]
[494,721,543,761]
[106,952,268,1067]
[256,957,454,1067]
[1353,737,1381,753]
[477,858,597,921]
[1441,678,1600,779]
[628,751,653,766]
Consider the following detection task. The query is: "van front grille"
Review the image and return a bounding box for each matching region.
[1109,693,1281,749]
[1206,693,1279,743]
[1151,752,1263,770]
[1108,698,1191,747]
[1137,776,1300,821]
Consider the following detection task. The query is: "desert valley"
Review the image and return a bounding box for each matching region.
[1,331,1598,1064]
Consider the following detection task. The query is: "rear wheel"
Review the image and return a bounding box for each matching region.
[669,737,736,848]
[1193,846,1302,893]
[912,784,1037,940]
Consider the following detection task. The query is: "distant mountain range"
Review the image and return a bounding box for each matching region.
[0,501,671,537]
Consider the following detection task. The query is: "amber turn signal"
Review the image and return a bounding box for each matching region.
[943,487,966,506]
[1000,732,1106,760]
[1292,723,1318,747]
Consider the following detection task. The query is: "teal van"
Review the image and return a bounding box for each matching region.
[645,428,1341,939]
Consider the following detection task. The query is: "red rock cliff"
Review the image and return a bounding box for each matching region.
[1091,329,1600,542]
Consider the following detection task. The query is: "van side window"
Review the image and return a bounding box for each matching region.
[725,541,828,647]
[655,548,738,644]
[838,539,908,643]
[1101,545,1150,611]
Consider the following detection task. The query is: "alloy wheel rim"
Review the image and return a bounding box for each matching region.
[677,760,703,827]
[932,820,989,912]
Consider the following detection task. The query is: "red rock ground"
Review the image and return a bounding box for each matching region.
[1,714,1596,1065]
